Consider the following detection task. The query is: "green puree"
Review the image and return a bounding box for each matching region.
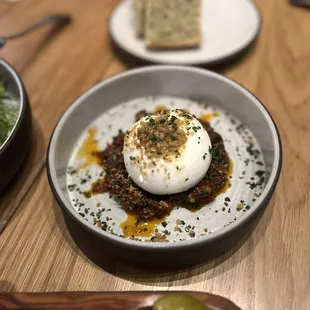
[0,82,18,146]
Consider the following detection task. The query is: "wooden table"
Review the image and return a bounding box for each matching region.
[0,1,309,309]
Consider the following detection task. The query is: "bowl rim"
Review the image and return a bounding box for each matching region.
[47,65,282,250]
[0,58,26,155]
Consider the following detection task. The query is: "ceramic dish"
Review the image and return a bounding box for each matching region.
[109,0,261,65]
[0,59,31,193]
[0,291,241,310]
[47,66,281,267]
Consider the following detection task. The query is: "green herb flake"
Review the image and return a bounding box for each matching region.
[162,221,168,228]
[149,118,156,126]
[169,115,177,124]
[192,126,201,133]
[246,144,260,159]
[256,170,265,177]
[67,167,77,175]
[246,182,257,189]
[151,136,160,142]
[68,184,76,192]
[83,191,92,198]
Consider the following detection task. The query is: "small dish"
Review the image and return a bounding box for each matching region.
[47,66,281,268]
[109,0,261,66]
[0,59,32,193]
[0,291,241,310]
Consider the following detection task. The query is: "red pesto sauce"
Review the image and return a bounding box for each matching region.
[77,110,233,238]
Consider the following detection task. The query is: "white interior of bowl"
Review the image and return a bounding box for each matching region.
[66,96,266,242]
[48,66,281,248]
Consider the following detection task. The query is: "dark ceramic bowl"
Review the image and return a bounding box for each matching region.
[47,66,282,268]
[0,59,32,193]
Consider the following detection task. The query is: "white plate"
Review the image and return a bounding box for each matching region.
[109,0,261,65]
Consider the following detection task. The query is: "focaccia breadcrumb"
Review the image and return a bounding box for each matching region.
[135,0,147,37]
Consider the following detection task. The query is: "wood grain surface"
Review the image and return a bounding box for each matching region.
[0,1,309,310]
[0,291,240,309]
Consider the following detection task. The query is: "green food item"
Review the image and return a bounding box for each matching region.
[153,293,210,310]
[0,82,18,146]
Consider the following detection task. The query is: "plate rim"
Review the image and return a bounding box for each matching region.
[108,0,262,66]
[0,291,242,310]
